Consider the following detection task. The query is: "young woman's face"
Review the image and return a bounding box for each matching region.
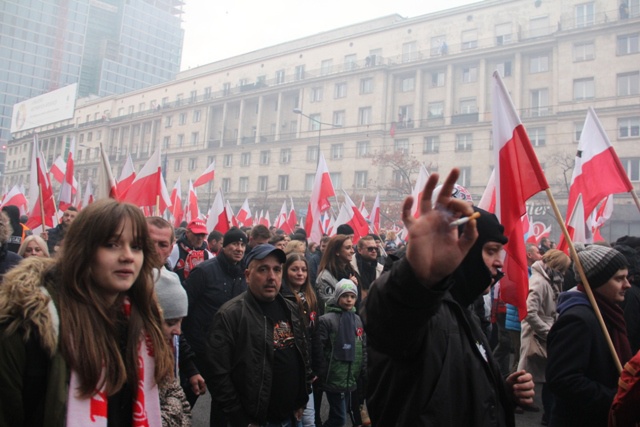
[91,218,144,305]
[287,260,307,290]
[337,239,355,263]
[162,318,183,345]
[24,240,45,258]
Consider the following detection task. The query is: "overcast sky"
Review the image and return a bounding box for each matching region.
[180,0,481,70]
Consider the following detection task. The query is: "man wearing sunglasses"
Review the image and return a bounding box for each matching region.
[351,235,384,302]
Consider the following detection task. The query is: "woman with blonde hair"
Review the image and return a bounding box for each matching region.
[518,248,571,425]
[285,239,306,256]
[17,234,50,258]
[0,199,174,426]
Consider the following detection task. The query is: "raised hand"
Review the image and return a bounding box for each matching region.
[403,168,478,287]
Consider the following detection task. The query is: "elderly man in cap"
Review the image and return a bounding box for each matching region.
[171,219,212,283]
[208,244,311,427]
[182,227,248,423]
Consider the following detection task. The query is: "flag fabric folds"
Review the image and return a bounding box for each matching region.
[305,153,336,244]
[236,198,253,227]
[206,189,230,234]
[369,193,380,233]
[170,177,183,227]
[117,155,136,194]
[97,143,119,200]
[58,138,76,211]
[194,160,215,187]
[121,149,162,207]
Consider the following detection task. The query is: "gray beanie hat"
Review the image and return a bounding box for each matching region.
[329,278,358,305]
[154,268,188,319]
[574,244,628,289]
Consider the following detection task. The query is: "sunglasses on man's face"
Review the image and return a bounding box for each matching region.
[365,247,378,252]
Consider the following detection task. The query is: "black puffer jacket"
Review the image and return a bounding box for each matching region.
[207,292,310,426]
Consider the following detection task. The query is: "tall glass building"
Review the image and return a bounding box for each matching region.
[0,0,184,173]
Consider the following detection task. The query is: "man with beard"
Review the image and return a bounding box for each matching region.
[41,206,77,254]
[182,227,248,425]
[365,169,534,426]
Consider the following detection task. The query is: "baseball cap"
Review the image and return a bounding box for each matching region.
[187,220,208,235]
[245,244,286,266]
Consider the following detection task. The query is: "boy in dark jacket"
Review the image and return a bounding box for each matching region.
[314,279,366,427]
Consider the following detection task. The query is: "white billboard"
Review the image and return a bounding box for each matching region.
[11,83,78,133]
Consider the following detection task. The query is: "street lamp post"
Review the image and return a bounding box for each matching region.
[293,108,338,165]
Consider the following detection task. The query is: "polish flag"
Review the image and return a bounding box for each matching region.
[259,210,271,228]
[117,155,136,194]
[236,198,253,227]
[194,160,215,187]
[97,143,119,200]
[590,196,613,242]
[274,200,288,230]
[184,180,200,223]
[50,156,66,183]
[225,200,238,227]
[324,214,335,237]
[335,191,369,243]
[478,169,497,213]
[492,71,549,320]
[0,185,29,214]
[58,139,77,211]
[206,189,230,233]
[286,196,297,233]
[410,164,430,218]
[170,178,183,227]
[158,173,172,215]
[359,195,369,218]
[27,136,57,231]
[565,194,587,245]
[305,153,335,244]
[121,149,162,207]
[81,179,94,209]
[369,193,381,233]
[566,107,633,222]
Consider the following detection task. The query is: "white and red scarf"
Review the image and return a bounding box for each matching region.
[66,298,161,427]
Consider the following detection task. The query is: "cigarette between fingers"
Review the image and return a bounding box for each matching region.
[449,211,481,227]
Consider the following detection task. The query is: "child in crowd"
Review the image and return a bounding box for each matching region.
[313,279,366,427]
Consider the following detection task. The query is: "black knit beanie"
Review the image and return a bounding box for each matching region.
[223,227,247,247]
[574,244,628,289]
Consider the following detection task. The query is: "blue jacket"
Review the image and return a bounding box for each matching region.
[505,304,521,332]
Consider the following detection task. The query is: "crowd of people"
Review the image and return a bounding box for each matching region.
[0,167,639,427]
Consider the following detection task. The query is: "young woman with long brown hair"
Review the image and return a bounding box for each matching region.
[316,235,360,312]
[0,199,173,426]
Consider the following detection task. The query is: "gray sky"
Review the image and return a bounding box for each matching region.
[180,0,481,70]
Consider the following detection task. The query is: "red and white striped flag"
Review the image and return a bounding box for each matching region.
[206,189,230,233]
[26,135,57,231]
[50,156,66,183]
[118,155,136,194]
[334,191,369,243]
[274,200,288,230]
[194,160,216,187]
[184,180,200,223]
[170,177,183,227]
[236,198,253,227]
[305,153,335,244]
[225,200,238,227]
[0,185,29,214]
[286,196,297,234]
[369,193,380,233]
[97,143,119,200]
[121,149,162,207]
[58,138,77,211]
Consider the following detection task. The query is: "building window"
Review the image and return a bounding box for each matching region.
[278,175,289,191]
[573,41,595,61]
[459,98,477,114]
[402,41,418,62]
[305,174,315,191]
[393,170,407,188]
[330,172,342,189]
[617,33,639,55]
[295,65,305,81]
[619,117,640,138]
[258,176,268,192]
[431,70,445,87]
[280,148,291,164]
[190,90,197,103]
[575,2,595,28]
[241,152,251,166]
[461,29,478,50]
[333,110,346,127]
[177,134,184,147]
[174,159,182,171]
[223,154,233,167]
[529,16,550,38]
[358,107,372,125]
[462,66,478,83]
[208,155,216,166]
[458,167,472,187]
[495,22,513,45]
[574,121,585,142]
[430,36,448,56]
[309,114,321,131]
[275,69,285,84]
[400,76,415,92]
[311,87,323,102]
[165,116,172,127]
[398,105,413,126]
[191,132,199,145]
[334,82,347,98]
[530,89,550,116]
[360,78,373,94]
[354,171,368,189]
[394,139,409,154]
[621,158,640,181]
[222,178,231,193]
[179,113,187,125]
[162,136,170,149]
[529,54,549,73]
[617,72,640,96]
[423,136,440,153]
[223,83,231,95]
[456,134,473,152]
[344,54,357,70]
[204,87,212,99]
[307,146,318,163]
[239,177,249,192]
[321,59,333,76]
[331,144,344,160]
[428,102,444,119]
[356,141,370,158]
[260,150,270,165]
[529,127,546,146]
[573,78,595,100]
[188,158,197,171]
[496,60,512,77]
[193,110,201,123]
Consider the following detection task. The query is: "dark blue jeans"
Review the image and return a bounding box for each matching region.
[323,391,350,427]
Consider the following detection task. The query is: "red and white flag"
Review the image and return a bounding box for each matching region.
[369,193,381,233]
[590,196,613,242]
[158,173,172,215]
[410,164,430,218]
[194,160,215,187]
[170,177,183,227]
[324,214,335,237]
[566,107,633,222]
[80,180,94,209]
[478,169,497,213]
[97,143,119,200]
[58,139,77,211]
[492,71,549,320]
[565,194,587,245]
[236,198,253,227]
[184,180,200,223]
[305,153,335,244]
[274,200,288,230]
[27,136,57,231]
[334,191,369,243]
[0,185,29,214]
[117,155,136,194]
[50,156,66,183]
[259,210,271,228]
[225,200,238,227]
[206,189,230,234]
[286,196,297,234]
[121,149,162,207]
[358,195,369,218]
